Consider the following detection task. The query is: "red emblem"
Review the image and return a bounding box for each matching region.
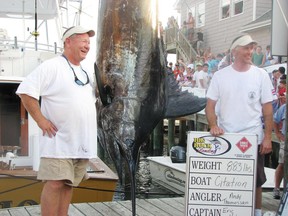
[236,137,252,153]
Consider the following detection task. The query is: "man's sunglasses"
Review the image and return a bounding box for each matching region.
[62,55,90,86]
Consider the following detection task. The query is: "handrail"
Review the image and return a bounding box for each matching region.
[0,38,63,54]
[177,30,197,61]
[164,26,178,45]
[164,26,197,62]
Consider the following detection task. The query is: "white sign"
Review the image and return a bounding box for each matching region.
[185,132,257,216]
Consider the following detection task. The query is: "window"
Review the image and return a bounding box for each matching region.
[196,2,205,27]
[233,0,243,16]
[221,0,230,19]
[220,0,243,19]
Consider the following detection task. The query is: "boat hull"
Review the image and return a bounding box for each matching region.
[0,158,118,208]
[147,156,186,194]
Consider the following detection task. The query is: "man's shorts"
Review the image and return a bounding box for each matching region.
[37,158,89,187]
[278,141,285,164]
[257,146,266,187]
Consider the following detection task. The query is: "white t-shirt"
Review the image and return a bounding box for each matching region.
[193,71,200,87]
[197,70,209,89]
[16,55,97,158]
[206,65,274,144]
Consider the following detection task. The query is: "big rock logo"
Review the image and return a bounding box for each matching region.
[192,136,231,156]
[236,137,252,153]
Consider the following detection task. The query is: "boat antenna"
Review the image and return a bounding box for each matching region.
[31,0,40,51]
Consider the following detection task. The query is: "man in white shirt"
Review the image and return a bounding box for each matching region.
[197,63,209,89]
[16,26,97,216]
[192,63,203,87]
[205,34,274,216]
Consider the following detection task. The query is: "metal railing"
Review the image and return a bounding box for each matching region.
[177,30,197,62]
[164,26,197,62]
[0,37,63,54]
[164,27,178,45]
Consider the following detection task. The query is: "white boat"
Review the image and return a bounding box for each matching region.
[0,0,118,208]
[147,156,281,194]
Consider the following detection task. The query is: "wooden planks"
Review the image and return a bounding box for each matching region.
[0,195,281,216]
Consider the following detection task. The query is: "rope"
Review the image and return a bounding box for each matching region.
[0,181,41,195]
[75,185,184,197]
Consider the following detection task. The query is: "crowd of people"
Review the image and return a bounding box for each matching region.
[164,13,282,91]
[271,66,286,201]
[168,43,282,92]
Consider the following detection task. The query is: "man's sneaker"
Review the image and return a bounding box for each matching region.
[273,188,281,199]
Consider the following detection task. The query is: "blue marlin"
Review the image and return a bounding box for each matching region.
[95,0,206,215]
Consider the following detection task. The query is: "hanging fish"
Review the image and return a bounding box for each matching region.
[95,0,206,215]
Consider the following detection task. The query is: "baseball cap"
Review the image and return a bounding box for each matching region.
[187,64,194,69]
[230,34,257,50]
[196,63,203,67]
[62,26,95,42]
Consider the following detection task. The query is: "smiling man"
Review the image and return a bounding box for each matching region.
[205,34,275,216]
[16,26,97,216]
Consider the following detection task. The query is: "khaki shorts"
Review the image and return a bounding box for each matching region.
[278,142,285,164]
[37,158,89,186]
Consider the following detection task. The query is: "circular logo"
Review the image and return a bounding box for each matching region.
[192,135,231,156]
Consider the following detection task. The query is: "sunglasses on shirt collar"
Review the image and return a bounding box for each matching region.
[62,55,90,86]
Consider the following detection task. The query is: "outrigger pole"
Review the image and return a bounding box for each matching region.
[31,0,40,51]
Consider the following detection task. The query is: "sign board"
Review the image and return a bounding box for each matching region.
[185,132,257,216]
[276,182,288,215]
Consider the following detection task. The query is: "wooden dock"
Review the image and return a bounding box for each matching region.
[0,192,281,215]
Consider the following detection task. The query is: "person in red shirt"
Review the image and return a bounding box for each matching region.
[278,79,286,106]
[173,63,180,79]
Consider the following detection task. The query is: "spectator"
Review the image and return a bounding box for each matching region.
[197,63,209,89]
[181,21,188,38]
[271,69,280,92]
[176,59,187,82]
[263,45,278,66]
[192,63,203,87]
[173,63,180,79]
[252,46,264,67]
[278,66,286,78]
[203,47,212,63]
[168,62,173,70]
[186,12,195,42]
[194,55,203,71]
[272,102,286,199]
[195,31,204,56]
[218,49,233,70]
[176,64,186,82]
[208,53,222,74]
[185,64,194,85]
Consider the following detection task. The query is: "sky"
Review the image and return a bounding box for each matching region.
[158,0,178,63]
[158,0,179,27]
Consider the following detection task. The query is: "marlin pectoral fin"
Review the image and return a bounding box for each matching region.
[165,93,207,118]
[94,63,113,106]
[164,72,207,118]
